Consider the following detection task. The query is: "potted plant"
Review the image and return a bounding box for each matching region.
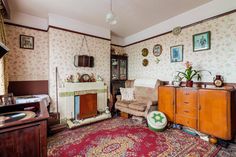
[177,61,211,87]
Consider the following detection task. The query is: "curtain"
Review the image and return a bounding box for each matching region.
[0,4,8,94]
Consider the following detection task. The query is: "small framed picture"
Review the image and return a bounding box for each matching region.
[193,31,210,52]
[153,44,162,57]
[20,35,34,49]
[170,45,183,62]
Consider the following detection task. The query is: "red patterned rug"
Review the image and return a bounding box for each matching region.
[47,118,220,157]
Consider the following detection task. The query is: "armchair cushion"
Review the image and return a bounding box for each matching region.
[128,102,147,111]
[120,87,134,101]
[116,100,133,108]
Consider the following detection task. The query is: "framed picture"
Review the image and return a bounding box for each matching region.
[153,44,162,57]
[193,31,210,52]
[170,45,183,62]
[20,35,34,49]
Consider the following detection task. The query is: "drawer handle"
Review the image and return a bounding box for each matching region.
[184,110,189,113]
[185,93,190,95]
[184,102,189,104]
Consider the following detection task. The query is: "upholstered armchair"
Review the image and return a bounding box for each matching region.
[115,79,161,118]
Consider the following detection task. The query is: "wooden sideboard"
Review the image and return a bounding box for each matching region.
[0,102,49,157]
[158,85,236,140]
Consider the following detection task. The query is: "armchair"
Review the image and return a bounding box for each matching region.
[115,79,161,118]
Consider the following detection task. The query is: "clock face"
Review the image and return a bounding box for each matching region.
[214,80,222,87]
[81,74,91,82]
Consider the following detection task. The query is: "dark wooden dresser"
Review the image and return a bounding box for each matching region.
[0,102,49,157]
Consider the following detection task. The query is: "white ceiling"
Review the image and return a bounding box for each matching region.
[8,0,212,38]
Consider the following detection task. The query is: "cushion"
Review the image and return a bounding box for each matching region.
[115,100,133,108]
[120,88,134,101]
[128,102,147,111]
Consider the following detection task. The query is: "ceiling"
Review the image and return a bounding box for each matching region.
[8,0,212,37]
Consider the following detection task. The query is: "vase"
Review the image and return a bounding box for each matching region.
[186,80,193,87]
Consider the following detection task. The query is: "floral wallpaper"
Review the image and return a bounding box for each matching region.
[5,24,49,81]
[49,28,110,111]
[5,12,236,113]
[124,12,236,83]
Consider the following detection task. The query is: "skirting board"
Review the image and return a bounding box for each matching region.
[67,113,112,129]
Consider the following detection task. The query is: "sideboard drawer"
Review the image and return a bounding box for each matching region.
[176,105,197,118]
[176,88,198,108]
[175,115,197,129]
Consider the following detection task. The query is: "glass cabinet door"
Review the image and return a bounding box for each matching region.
[111,58,119,80]
[119,59,127,80]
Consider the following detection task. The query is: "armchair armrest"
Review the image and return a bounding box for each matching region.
[116,95,121,101]
[144,100,152,118]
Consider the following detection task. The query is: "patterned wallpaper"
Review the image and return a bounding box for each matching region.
[49,28,110,111]
[5,24,49,81]
[124,12,236,83]
[5,25,110,112]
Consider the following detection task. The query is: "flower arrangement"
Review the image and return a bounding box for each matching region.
[176,61,211,87]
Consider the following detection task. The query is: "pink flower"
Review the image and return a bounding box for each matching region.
[185,61,192,69]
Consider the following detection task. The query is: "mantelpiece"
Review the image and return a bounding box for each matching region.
[158,85,236,140]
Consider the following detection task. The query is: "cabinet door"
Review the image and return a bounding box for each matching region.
[111,58,119,80]
[199,89,231,140]
[0,124,40,157]
[158,86,175,122]
[119,59,127,80]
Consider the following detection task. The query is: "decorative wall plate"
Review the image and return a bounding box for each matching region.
[142,59,149,66]
[141,48,149,57]
[153,44,162,57]
[172,26,182,35]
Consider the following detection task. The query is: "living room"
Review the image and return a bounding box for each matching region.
[0,0,236,156]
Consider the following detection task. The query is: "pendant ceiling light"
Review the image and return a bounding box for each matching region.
[106,0,117,25]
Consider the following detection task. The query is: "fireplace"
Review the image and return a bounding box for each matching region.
[59,82,108,120]
[74,93,97,120]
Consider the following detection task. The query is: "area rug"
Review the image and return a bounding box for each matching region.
[47,118,220,157]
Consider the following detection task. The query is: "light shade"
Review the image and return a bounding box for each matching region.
[106,11,117,25]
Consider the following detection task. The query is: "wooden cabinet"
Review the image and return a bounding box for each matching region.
[0,123,42,157]
[110,55,128,113]
[158,86,236,140]
[198,89,231,140]
[0,102,48,157]
[158,86,175,122]
[111,55,128,81]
